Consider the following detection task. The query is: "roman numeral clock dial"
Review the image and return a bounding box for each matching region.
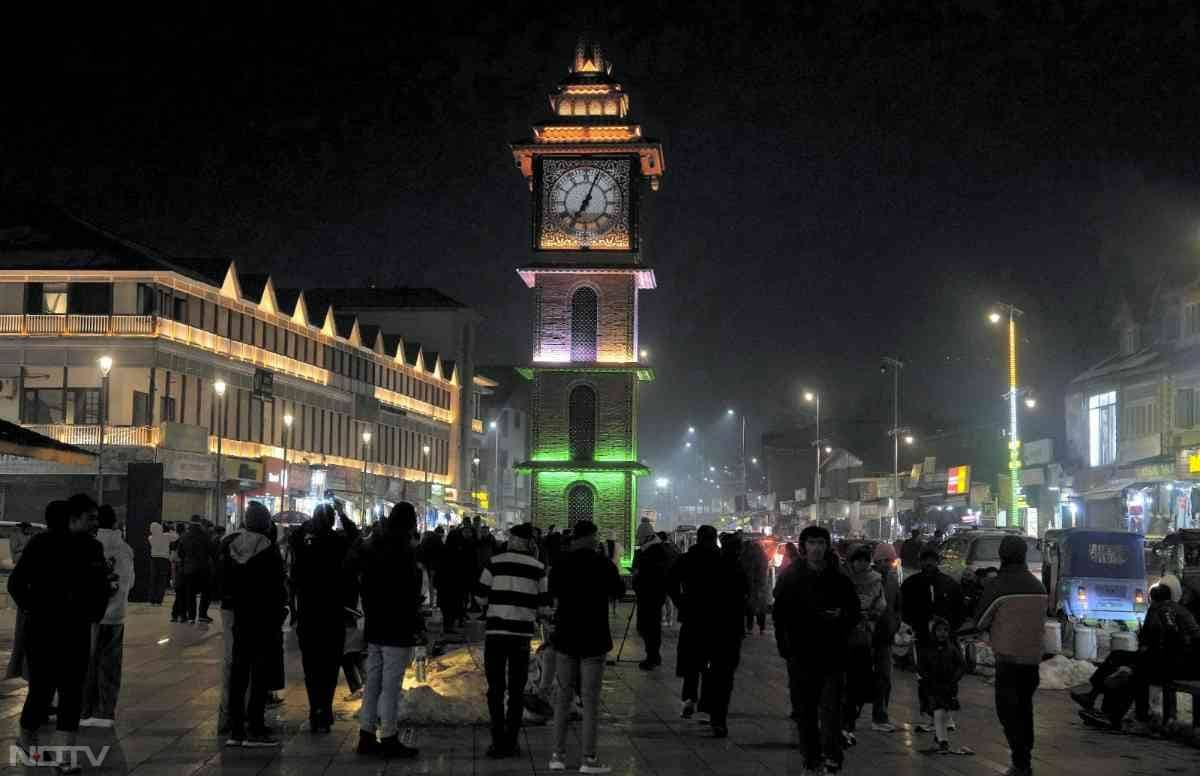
[538,158,633,250]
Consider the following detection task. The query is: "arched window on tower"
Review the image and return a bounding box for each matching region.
[568,385,596,460]
[567,483,594,527]
[570,287,597,361]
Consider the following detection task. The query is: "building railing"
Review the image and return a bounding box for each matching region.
[23,424,158,447]
[0,314,157,336]
[110,315,155,335]
[0,314,21,334]
[25,315,66,335]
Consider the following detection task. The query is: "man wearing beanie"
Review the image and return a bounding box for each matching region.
[970,534,1045,776]
[224,501,286,747]
[772,525,860,774]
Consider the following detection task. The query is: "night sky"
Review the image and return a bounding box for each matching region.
[7,3,1200,488]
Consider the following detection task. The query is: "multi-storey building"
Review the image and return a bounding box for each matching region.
[1067,283,1200,536]
[0,203,469,526]
[477,366,532,528]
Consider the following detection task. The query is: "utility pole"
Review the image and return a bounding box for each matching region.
[883,357,905,542]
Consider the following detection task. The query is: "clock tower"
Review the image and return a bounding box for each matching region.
[511,39,664,566]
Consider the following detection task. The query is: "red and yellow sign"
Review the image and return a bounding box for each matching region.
[947,466,971,495]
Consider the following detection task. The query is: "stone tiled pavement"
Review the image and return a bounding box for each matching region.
[1,601,1198,775]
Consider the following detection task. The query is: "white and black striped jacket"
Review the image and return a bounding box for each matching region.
[476,550,552,638]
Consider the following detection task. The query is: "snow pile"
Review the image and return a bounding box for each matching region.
[1038,655,1096,690]
[397,645,490,725]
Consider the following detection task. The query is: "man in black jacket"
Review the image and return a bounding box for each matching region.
[667,525,747,738]
[547,521,625,775]
[291,502,356,733]
[11,495,110,762]
[901,548,963,732]
[175,516,213,624]
[632,531,674,671]
[224,502,287,747]
[773,525,860,774]
[353,502,423,759]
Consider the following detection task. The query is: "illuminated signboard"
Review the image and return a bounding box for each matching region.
[947,465,971,495]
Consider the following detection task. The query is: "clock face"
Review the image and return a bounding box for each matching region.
[538,158,633,250]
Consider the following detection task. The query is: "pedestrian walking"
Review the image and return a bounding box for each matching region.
[80,504,135,728]
[352,502,423,759]
[667,524,747,738]
[740,537,771,635]
[901,547,963,733]
[10,495,111,773]
[969,535,1046,776]
[476,522,551,758]
[224,502,287,748]
[919,616,967,754]
[631,530,673,670]
[291,502,355,733]
[899,528,924,578]
[841,544,886,745]
[547,520,625,774]
[148,521,172,605]
[437,528,469,633]
[869,542,902,732]
[175,516,213,624]
[772,525,860,775]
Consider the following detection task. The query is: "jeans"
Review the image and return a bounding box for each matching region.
[177,569,208,621]
[343,652,367,694]
[218,610,239,731]
[228,624,270,739]
[20,620,90,733]
[871,639,893,723]
[149,558,171,604]
[553,653,605,758]
[485,635,532,748]
[298,617,345,721]
[636,595,664,663]
[82,624,124,720]
[789,663,844,770]
[360,644,413,738]
[537,643,558,699]
[995,662,1039,773]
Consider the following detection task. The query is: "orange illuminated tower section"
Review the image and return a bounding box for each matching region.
[510,40,664,565]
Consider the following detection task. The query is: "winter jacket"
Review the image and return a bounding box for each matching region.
[353,524,425,647]
[177,523,212,576]
[900,537,924,569]
[8,530,111,626]
[901,569,964,642]
[291,526,353,623]
[95,528,135,625]
[416,533,444,576]
[918,638,966,709]
[668,543,748,640]
[635,519,656,547]
[847,566,887,645]
[972,561,1046,665]
[214,530,241,611]
[772,554,861,670]
[475,540,551,638]
[632,538,673,602]
[740,541,772,615]
[10,529,31,566]
[225,531,287,629]
[1139,600,1200,674]
[148,522,172,559]
[549,541,625,657]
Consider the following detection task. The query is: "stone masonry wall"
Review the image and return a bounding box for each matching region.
[534,274,636,362]
[531,371,635,460]
[531,470,632,549]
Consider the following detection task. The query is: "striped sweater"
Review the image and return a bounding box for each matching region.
[475,550,552,638]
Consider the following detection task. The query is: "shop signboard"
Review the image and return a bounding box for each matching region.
[1023,439,1053,467]
[1134,462,1174,481]
[1020,467,1045,486]
[1181,448,1200,477]
[947,465,971,495]
[162,450,217,482]
[221,457,262,484]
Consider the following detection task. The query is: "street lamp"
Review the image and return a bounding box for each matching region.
[361,429,372,521]
[282,412,294,512]
[488,418,501,524]
[804,390,823,525]
[687,426,695,434]
[881,356,906,541]
[989,303,1026,530]
[96,355,113,503]
[422,443,432,527]
[684,441,692,449]
[639,349,648,359]
[213,379,227,525]
[1024,395,1038,410]
[726,407,749,513]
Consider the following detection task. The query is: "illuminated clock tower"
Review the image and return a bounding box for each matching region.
[511,39,664,565]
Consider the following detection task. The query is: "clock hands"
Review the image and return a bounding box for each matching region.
[574,171,601,219]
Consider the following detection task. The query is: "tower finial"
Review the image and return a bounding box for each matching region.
[571,36,607,74]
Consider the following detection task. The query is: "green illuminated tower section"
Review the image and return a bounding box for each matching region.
[510,40,664,565]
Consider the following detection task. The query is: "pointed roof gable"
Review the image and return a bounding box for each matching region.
[359,324,384,354]
[423,350,439,374]
[238,273,270,304]
[403,342,423,369]
[442,359,458,385]
[219,261,243,300]
[381,334,406,362]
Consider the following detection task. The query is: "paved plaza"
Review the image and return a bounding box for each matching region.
[1,601,1198,775]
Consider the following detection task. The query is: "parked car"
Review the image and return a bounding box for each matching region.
[0,521,47,571]
[1041,529,1147,624]
[938,528,1043,581]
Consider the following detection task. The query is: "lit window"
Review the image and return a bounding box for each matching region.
[567,483,594,526]
[42,284,67,314]
[570,287,598,361]
[1089,391,1117,466]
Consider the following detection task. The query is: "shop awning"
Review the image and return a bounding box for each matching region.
[1080,479,1136,501]
[0,419,97,466]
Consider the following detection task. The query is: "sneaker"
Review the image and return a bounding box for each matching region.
[680,700,696,719]
[870,721,896,733]
[225,736,244,747]
[841,730,856,747]
[355,730,378,755]
[695,711,711,725]
[549,752,568,771]
[344,688,364,702]
[915,723,935,733]
[243,731,280,747]
[580,757,612,774]
[81,717,114,728]
[197,615,214,624]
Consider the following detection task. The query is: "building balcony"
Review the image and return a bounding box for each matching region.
[0,314,156,336]
[22,424,159,448]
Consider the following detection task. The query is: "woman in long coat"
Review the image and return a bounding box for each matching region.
[739,539,771,635]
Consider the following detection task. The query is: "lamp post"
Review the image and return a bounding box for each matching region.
[361,428,372,522]
[213,379,227,525]
[989,303,1025,531]
[422,443,432,527]
[282,412,294,512]
[96,355,113,503]
[472,455,481,505]
[489,419,500,523]
[727,407,748,513]
[804,391,822,526]
[882,357,906,541]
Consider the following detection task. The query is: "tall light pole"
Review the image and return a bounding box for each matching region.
[727,408,748,513]
[361,429,372,522]
[804,391,822,526]
[489,419,500,523]
[472,455,481,505]
[282,412,294,512]
[213,379,227,525]
[882,357,905,541]
[989,303,1025,530]
[96,355,113,503]
[422,443,432,527]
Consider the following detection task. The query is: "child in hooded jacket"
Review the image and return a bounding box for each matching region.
[918,616,967,753]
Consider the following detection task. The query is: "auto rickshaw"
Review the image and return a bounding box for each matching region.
[1041,529,1147,625]
[1154,528,1200,615]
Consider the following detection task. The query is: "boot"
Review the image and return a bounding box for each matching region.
[378,734,419,759]
[355,729,379,756]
